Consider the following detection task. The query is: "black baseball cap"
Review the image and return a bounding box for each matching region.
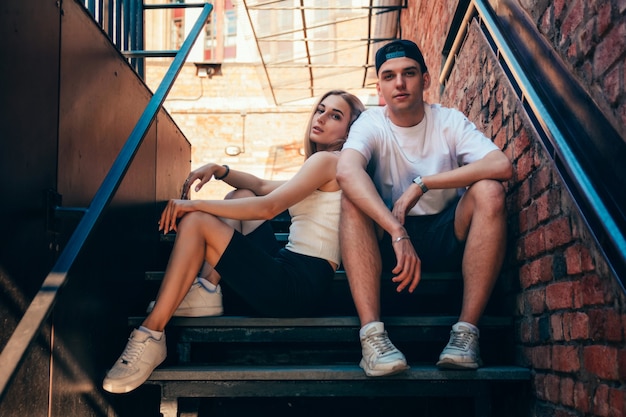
[375,39,428,75]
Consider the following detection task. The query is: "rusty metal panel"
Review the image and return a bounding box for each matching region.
[156,111,190,203]
[57,0,153,207]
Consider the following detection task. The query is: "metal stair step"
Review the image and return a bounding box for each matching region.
[127,315,516,366]
[147,364,530,417]
[128,314,511,333]
[148,364,530,383]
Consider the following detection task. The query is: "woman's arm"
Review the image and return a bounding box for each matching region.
[182,162,286,198]
[160,152,339,233]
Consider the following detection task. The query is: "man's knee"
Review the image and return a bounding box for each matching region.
[469,180,506,213]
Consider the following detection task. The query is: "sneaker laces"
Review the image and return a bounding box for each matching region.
[365,331,396,356]
[119,336,145,365]
[448,330,473,350]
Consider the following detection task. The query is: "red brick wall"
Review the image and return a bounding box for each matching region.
[403,2,625,416]
[521,0,626,140]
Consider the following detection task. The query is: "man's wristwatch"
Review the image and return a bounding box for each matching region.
[413,175,428,194]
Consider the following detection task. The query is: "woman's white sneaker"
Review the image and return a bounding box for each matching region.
[102,328,166,393]
[146,279,223,317]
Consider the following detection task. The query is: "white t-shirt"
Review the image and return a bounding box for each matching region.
[343,103,499,215]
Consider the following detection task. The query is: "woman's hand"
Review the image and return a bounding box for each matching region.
[181,163,222,199]
[158,199,197,234]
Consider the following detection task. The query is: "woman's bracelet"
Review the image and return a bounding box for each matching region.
[214,164,230,180]
[393,235,410,244]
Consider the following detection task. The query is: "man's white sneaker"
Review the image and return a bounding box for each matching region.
[359,322,409,377]
[146,279,223,317]
[436,322,483,369]
[102,328,166,393]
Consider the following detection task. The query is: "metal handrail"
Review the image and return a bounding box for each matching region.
[0,2,213,400]
[441,0,626,288]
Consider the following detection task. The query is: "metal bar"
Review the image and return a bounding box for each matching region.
[246,5,402,11]
[87,0,96,17]
[266,64,370,69]
[98,0,104,26]
[361,0,374,88]
[254,37,392,42]
[123,0,131,53]
[253,14,369,41]
[144,3,207,9]
[270,43,369,66]
[298,0,314,98]
[439,2,476,86]
[129,0,138,70]
[271,86,368,92]
[242,0,277,105]
[0,3,214,400]
[136,0,145,77]
[107,0,114,38]
[122,50,179,58]
[115,0,122,48]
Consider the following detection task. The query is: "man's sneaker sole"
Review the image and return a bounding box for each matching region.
[436,357,482,370]
[359,358,410,377]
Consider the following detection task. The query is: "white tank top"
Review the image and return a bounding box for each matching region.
[285,189,342,267]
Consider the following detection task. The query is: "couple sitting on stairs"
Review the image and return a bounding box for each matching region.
[102,40,513,394]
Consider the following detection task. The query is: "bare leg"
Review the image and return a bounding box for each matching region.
[454,180,507,325]
[143,212,234,331]
[339,195,382,327]
[198,188,264,286]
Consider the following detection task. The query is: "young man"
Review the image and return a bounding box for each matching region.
[336,39,513,376]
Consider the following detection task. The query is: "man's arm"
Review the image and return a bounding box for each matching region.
[337,149,407,239]
[421,150,512,190]
[337,149,421,293]
[392,150,512,224]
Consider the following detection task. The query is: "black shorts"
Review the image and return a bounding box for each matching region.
[214,221,334,317]
[380,198,465,273]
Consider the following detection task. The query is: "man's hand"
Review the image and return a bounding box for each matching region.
[158,199,197,234]
[390,236,421,293]
[392,184,422,224]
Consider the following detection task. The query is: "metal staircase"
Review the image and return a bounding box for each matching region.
[128,220,530,417]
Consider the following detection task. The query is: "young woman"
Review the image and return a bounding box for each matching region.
[103,90,365,394]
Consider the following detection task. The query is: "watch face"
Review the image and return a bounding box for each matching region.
[413,176,427,193]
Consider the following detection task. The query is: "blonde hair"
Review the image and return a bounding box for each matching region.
[303,90,365,159]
